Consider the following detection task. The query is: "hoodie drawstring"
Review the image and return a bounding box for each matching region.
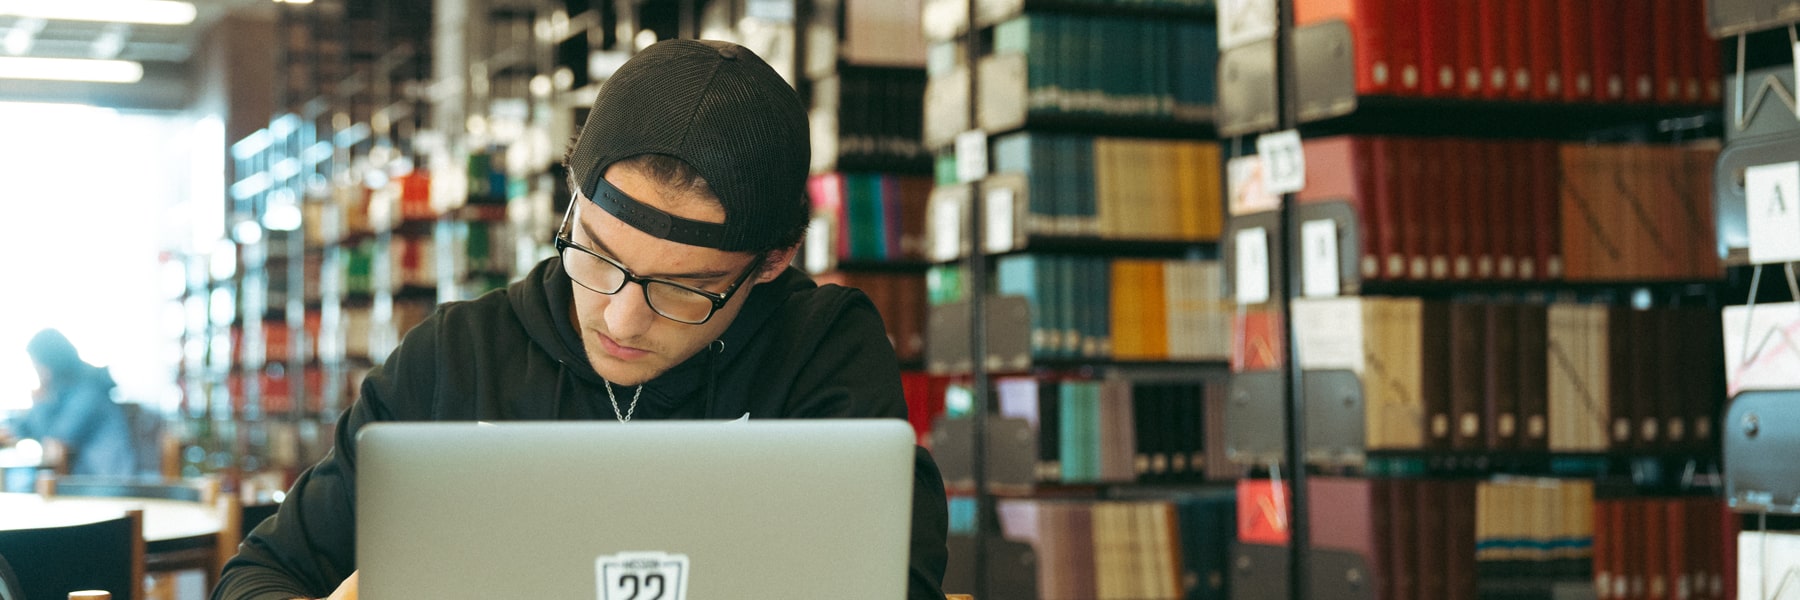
[702,339,724,419]
[552,362,567,419]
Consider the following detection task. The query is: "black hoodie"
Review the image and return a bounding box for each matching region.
[214,257,950,600]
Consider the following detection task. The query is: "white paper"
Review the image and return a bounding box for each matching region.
[927,191,964,262]
[1746,161,1800,265]
[984,187,1016,254]
[1235,227,1270,304]
[1218,0,1276,51]
[1721,302,1800,397]
[1227,155,1281,215]
[1256,130,1306,195]
[955,130,987,184]
[1292,298,1364,370]
[1301,219,1340,298]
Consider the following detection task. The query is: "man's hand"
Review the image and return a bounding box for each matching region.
[325,571,358,600]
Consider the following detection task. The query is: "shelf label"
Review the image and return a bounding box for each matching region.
[928,190,965,263]
[1256,130,1305,195]
[1219,0,1277,51]
[1301,219,1340,298]
[955,130,987,184]
[1746,161,1800,265]
[1235,227,1271,304]
[984,187,1016,254]
[1227,155,1281,215]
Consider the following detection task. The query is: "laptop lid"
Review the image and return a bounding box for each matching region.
[355,419,915,600]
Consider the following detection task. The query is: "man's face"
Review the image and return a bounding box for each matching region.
[565,165,780,386]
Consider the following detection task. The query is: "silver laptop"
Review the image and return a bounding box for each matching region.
[355,419,915,599]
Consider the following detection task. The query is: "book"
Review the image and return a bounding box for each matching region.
[1449,302,1489,451]
[1417,0,1458,97]
[1558,0,1594,101]
[1526,0,1562,101]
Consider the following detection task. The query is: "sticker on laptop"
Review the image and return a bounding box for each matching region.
[597,551,688,600]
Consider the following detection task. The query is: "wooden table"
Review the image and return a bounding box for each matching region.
[0,492,223,545]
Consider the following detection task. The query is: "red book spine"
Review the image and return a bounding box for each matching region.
[1696,0,1722,104]
[1419,0,1459,97]
[1458,0,1485,98]
[1403,137,1430,280]
[1477,0,1507,100]
[1353,0,1396,95]
[1470,141,1496,280]
[1352,137,1387,281]
[1559,0,1594,102]
[1656,497,1684,600]
[1653,0,1687,104]
[1591,0,1626,102]
[1526,0,1563,101]
[1502,0,1530,99]
[1539,141,1563,280]
[1372,137,1405,281]
[1645,498,1669,600]
[1389,0,1423,95]
[1595,498,1616,600]
[1424,138,1450,279]
[1621,0,1656,103]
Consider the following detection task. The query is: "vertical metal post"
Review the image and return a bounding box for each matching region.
[1271,1,1309,598]
[961,2,991,597]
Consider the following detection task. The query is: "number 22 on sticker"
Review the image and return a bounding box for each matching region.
[597,552,689,600]
[613,573,667,600]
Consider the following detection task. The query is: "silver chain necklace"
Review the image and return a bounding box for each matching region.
[604,381,643,422]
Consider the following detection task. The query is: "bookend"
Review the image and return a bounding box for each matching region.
[1725,388,1800,514]
[926,295,1033,375]
[1306,548,1377,600]
[1715,66,1800,264]
[1302,369,1367,468]
[1217,39,1279,138]
[928,414,1038,494]
[1229,543,1290,600]
[1225,370,1288,467]
[1292,20,1358,124]
[943,533,1039,600]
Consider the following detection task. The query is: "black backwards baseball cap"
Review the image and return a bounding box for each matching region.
[567,39,810,253]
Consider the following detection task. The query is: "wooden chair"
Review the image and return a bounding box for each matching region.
[43,475,222,600]
[0,510,144,600]
[0,554,23,600]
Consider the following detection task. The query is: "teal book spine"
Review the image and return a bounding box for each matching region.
[996,253,1048,357]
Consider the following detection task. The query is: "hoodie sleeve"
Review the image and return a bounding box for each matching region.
[784,292,950,600]
[211,315,441,600]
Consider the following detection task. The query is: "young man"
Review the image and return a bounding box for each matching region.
[213,39,949,600]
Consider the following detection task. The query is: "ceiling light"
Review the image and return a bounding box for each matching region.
[0,1,197,26]
[4,17,44,55]
[0,56,142,82]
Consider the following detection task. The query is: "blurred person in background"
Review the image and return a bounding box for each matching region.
[0,328,136,476]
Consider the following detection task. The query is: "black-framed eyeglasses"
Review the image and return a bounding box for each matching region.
[556,193,762,325]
